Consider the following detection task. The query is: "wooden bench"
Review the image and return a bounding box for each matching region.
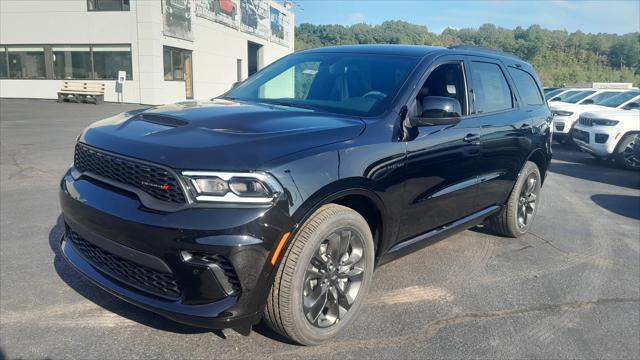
[57,81,106,104]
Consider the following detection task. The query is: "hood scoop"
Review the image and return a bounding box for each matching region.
[137,113,189,127]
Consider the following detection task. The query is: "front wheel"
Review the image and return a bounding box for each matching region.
[264,204,374,345]
[485,161,541,237]
[614,134,640,171]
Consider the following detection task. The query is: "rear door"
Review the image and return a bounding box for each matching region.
[467,57,536,209]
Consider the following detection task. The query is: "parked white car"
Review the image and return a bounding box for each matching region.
[551,89,637,143]
[572,105,640,170]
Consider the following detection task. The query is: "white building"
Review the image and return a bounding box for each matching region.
[0,0,294,105]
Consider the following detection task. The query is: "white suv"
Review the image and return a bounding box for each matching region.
[572,102,640,170]
[551,89,636,143]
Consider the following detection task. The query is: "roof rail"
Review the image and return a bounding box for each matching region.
[447,45,521,60]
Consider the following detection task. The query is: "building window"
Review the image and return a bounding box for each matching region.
[53,46,92,79]
[163,46,191,81]
[87,0,130,11]
[7,46,46,79]
[92,45,132,80]
[0,47,7,78]
[0,44,132,80]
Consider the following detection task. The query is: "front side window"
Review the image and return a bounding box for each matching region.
[7,46,46,79]
[163,46,192,81]
[470,62,513,114]
[507,67,543,106]
[53,46,92,79]
[226,52,420,117]
[93,45,132,80]
[88,0,130,11]
[552,90,581,102]
[414,62,468,116]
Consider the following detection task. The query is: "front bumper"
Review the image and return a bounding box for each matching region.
[59,169,294,330]
[572,127,619,158]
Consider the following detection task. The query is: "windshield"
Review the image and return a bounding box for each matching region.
[544,88,564,100]
[563,90,596,104]
[597,91,640,108]
[550,90,581,101]
[224,52,420,117]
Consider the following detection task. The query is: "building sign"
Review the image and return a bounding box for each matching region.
[269,5,290,45]
[239,0,270,39]
[163,0,194,41]
[194,0,291,47]
[195,0,239,29]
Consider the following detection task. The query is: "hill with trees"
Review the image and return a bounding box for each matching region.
[295,21,640,86]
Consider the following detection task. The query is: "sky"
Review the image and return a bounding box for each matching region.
[290,0,640,35]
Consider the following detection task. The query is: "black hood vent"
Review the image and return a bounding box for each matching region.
[137,113,189,127]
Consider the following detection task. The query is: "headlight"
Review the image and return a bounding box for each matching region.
[592,119,619,126]
[181,171,282,204]
[553,110,574,116]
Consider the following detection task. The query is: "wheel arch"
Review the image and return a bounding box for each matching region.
[289,181,390,262]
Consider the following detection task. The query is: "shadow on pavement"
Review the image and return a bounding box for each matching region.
[549,148,640,190]
[591,194,640,220]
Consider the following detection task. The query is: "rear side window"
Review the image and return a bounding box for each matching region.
[508,67,544,106]
[470,62,513,114]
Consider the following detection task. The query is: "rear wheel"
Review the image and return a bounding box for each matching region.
[264,204,374,345]
[485,161,541,237]
[614,134,640,171]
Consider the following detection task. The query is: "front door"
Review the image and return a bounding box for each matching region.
[396,57,483,243]
[184,53,193,99]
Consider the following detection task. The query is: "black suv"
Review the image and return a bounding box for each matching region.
[59,45,552,345]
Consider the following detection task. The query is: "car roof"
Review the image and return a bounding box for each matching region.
[299,44,532,68]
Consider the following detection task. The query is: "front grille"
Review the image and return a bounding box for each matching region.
[190,252,241,293]
[74,143,186,204]
[579,117,593,127]
[67,230,182,300]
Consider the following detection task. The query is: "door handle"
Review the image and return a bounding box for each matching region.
[463,134,480,143]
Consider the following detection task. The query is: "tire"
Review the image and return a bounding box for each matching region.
[485,161,541,237]
[264,204,375,345]
[614,134,640,171]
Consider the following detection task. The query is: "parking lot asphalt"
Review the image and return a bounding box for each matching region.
[1,98,639,359]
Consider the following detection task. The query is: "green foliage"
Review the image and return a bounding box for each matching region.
[295,21,640,86]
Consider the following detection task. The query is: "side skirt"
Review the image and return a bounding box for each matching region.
[377,205,501,266]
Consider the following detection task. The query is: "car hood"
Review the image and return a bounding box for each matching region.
[80,99,365,170]
[582,109,640,121]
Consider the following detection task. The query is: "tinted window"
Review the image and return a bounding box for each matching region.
[588,91,622,104]
[7,46,46,79]
[599,91,640,108]
[564,90,595,104]
[53,46,92,79]
[415,62,467,116]
[552,90,581,101]
[92,45,132,80]
[508,67,543,106]
[0,47,7,78]
[544,88,564,100]
[88,0,130,11]
[470,62,513,113]
[226,52,419,117]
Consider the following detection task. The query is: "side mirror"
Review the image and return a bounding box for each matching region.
[549,97,560,102]
[582,99,594,104]
[623,102,640,110]
[409,96,462,127]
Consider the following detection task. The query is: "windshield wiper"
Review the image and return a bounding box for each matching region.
[258,100,318,112]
